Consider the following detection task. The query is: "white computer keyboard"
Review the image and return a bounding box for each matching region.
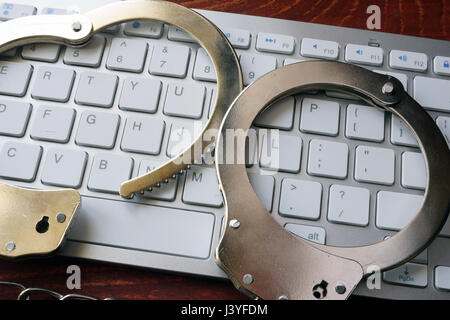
[0,0,449,299]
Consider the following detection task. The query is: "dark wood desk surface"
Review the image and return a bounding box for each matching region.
[0,0,448,300]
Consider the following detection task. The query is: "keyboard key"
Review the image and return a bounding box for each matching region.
[328,184,370,227]
[435,266,450,291]
[31,66,75,102]
[149,44,191,78]
[279,178,322,220]
[412,249,428,265]
[239,53,277,85]
[207,89,218,118]
[414,76,450,112]
[285,223,326,244]
[101,25,120,34]
[376,191,423,231]
[168,26,195,43]
[41,148,87,188]
[307,139,348,179]
[183,166,223,208]
[401,152,426,190]
[0,3,36,21]
[345,104,385,142]
[434,56,450,76]
[300,38,339,60]
[22,44,60,62]
[164,83,205,119]
[137,160,178,201]
[256,32,295,54]
[441,220,450,238]
[193,48,216,82]
[372,70,408,90]
[390,114,419,147]
[254,96,295,130]
[0,48,17,57]
[63,35,106,68]
[324,90,360,101]
[88,154,133,194]
[355,145,395,185]
[384,234,428,264]
[383,262,427,288]
[119,77,161,114]
[283,58,303,66]
[75,72,118,108]
[0,99,31,137]
[300,98,340,136]
[75,111,120,149]
[248,173,275,212]
[124,20,164,39]
[166,121,196,158]
[30,105,75,143]
[121,116,165,155]
[245,131,258,168]
[390,50,427,72]
[41,8,69,15]
[106,38,148,73]
[260,133,302,173]
[345,44,383,66]
[67,196,215,259]
[221,27,251,49]
[0,61,33,96]
[436,116,450,147]
[0,142,42,182]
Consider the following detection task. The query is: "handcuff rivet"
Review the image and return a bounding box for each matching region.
[72,21,82,32]
[229,219,240,229]
[5,241,15,252]
[56,213,66,223]
[243,274,254,285]
[382,82,395,95]
[335,283,347,295]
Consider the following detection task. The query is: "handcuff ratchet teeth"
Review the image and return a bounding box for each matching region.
[0,0,242,199]
[215,60,450,300]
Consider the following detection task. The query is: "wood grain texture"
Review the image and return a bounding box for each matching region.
[0,0,448,300]
[172,0,449,40]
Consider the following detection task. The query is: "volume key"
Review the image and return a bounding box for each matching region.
[389,50,428,72]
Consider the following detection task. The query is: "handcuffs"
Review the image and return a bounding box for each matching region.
[0,0,449,300]
[215,61,450,299]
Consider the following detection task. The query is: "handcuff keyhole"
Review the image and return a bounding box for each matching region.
[36,216,49,234]
[312,280,328,299]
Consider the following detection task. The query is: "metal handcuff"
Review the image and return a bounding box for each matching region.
[0,1,242,259]
[0,0,449,301]
[215,61,450,299]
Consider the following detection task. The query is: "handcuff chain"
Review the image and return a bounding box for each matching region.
[0,280,123,300]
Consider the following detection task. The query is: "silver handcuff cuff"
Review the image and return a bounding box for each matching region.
[215,60,450,299]
[0,0,448,301]
[0,1,242,259]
